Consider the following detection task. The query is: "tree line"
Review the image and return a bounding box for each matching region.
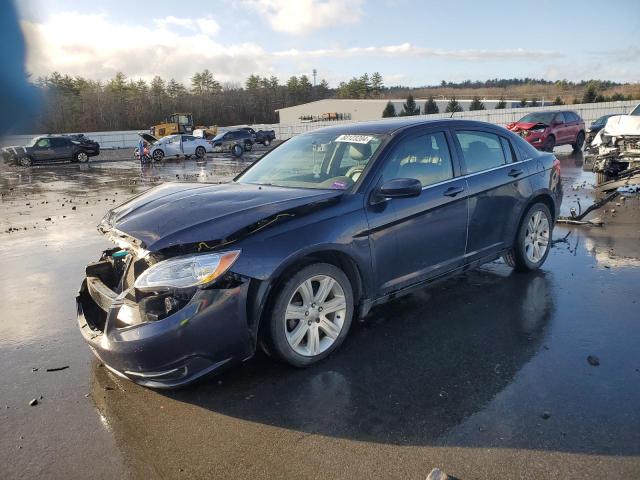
[22,71,637,134]
[28,70,332,134]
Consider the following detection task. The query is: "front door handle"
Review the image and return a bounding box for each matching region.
[508,168,524,177]
[443,186,464,197]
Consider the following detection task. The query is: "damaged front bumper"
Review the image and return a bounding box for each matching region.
[76,249,254,388]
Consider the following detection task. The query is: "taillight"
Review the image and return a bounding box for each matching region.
[552,157,561,175]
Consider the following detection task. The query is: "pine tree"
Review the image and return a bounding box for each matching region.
[445,97,463,113]
[495,97,507,109]
[382,101,396,118]
[582,86,597,103]
[469,96,485,111]
[553,96,564,105]
[529,98,539,107]
[370,72,383,98]
[519,98,528,107]
[400,94,420,116]
[424,96,439,114]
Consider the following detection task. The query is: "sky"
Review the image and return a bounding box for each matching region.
[16,0,640,88]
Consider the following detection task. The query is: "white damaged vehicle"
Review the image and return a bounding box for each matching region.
[591,104,640,183]
[138,133,213,162]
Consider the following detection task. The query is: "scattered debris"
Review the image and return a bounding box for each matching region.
[542,411,551,420]
[557,191,618,226]
[45,365,69,372]
[587,355,600,366]
[29,398,38,406]
[44,217,51,221]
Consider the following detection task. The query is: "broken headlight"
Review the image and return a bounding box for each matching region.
[134,250,241,292]
[531,127,547,133]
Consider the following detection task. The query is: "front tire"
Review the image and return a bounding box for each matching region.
[572,131,585,151]
[195,146,206,158]
[267,263,354,367]
[231,144,243,157]
[543,135,556,152]
[19,156,32,167]
[263,138,271,147]
[503,203,553,271]
[596,171,612,184]
[152,149,164,162]
[244,142,252,152]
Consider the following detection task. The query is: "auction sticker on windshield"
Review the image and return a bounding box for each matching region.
[335,134,374,144]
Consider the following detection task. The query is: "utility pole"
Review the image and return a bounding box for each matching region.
[312,69,317,87]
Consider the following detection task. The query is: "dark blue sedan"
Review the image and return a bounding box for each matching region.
[77,119,562,388]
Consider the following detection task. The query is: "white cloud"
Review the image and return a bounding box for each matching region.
[154,15,195,30]
[196,17,219,36]
[21,12,267,84]
[274,43,562,61]
[246,0,364,35]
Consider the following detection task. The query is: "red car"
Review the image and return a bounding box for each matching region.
[507,111,585,152]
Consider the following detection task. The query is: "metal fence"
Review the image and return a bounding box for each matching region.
[1,100,636,148]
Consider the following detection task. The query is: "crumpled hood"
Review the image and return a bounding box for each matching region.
[591,115,640,147]
[507,121,547,131]
[100,182,344,252]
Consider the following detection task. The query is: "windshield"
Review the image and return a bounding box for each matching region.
[518,112,556,124]
[630,104,640,116]
[26,137,40,147]
[237,132,384,190]
[592,115,611,127]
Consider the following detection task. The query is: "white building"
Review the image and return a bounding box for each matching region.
[276,98,539,124]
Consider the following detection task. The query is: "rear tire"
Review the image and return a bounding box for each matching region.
[75,151,89,163]
[572,131,585,151]
[195,146,206,158]
[19,156,32,167]
[503,203,553,272]
[244,142,252,152]
[267,263,354,367]
[263,138,271,147]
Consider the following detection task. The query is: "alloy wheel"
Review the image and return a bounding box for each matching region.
[77,151,88,162]
[524,211,549,263]
[284,274,347,357]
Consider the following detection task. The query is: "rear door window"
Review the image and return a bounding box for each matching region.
[50,138,68,148]
[455,131,507,174]
[554,113,566,124]
[381,131,454,187]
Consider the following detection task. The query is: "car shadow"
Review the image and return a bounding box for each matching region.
[161,265,554,445]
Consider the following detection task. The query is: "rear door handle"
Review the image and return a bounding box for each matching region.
[443,186,464,197]
[508,168,524,177]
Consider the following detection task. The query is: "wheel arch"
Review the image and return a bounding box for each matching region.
[247,248,365,348]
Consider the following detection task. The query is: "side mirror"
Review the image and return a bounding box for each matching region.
[377,178,422,199]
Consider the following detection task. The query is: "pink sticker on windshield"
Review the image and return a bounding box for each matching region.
[330,180,348,190]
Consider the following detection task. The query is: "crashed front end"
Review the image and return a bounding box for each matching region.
[1,146,26,163]
[76,227,253,388]
[591,114,640,178]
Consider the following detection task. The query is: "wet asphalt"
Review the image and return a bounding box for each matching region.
[0,149,639,479]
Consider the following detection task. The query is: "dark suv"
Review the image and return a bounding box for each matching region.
[2,135,100,166]
[507,111,585,152]
[210,130,254,156]
[77,119,562,388]
[239,127,277,146]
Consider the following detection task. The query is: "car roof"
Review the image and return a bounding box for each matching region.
[299,118,505,136]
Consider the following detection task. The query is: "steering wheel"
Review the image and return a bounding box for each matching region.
[345,165,365,181]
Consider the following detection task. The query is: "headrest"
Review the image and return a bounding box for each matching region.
[349,143,372,161]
